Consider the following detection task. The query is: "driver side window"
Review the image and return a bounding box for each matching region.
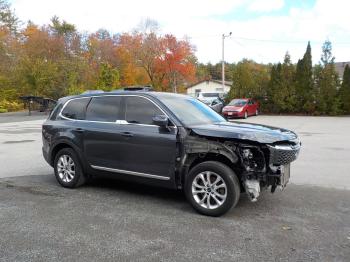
[125,97,163,125]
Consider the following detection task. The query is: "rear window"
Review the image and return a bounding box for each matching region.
[86,96,121,122]
[61,98,90,120]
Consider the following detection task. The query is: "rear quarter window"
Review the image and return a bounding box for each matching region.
[49,103,62,120]
[61,98,90,120]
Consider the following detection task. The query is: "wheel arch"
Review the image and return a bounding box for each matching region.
[181,153,242,188]
[50,140,84,168]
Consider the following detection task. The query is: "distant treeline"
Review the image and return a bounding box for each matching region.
[1,0,350,115]
[197,41,350,115]
[0,0,196,112]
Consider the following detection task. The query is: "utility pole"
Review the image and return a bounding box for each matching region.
[222,32,232,90]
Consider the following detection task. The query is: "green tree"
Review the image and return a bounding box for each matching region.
[315,40,340,114]
[339,64,350,113]
[228,59,269,103]
[281,52,297,112]
[96,63,120,91]
[295,42,314,113]
[0,0,18,33]
[266,52,297,113]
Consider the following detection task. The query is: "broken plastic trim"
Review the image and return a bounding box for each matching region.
[184,136,239,164]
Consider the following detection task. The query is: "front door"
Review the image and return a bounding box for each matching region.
[115,96,177,179]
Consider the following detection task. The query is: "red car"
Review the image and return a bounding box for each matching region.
[222,98,259,119]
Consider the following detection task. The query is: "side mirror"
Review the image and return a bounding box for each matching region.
[152,115,169,127]
[211,100,218,106]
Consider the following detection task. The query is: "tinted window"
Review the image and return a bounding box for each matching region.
[61,98,90,120]
[86,96,121,122]
[49,103,62,120]
[125,97,162,125]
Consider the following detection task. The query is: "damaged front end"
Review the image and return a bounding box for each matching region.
[238,139,301,202]
[180,127,301,203]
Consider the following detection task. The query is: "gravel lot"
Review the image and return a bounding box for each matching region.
[0,113,349,261]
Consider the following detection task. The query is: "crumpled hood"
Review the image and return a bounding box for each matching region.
[189,121,298,144]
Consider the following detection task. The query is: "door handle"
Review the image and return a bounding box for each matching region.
[74,128,84,133]
[121,132,134,138]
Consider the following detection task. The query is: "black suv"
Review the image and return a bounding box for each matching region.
[42,91,301,216]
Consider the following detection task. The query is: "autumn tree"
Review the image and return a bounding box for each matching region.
[157,34,196,92]
[116,33,149,86]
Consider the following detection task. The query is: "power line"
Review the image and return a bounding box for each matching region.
[182,34,350,45]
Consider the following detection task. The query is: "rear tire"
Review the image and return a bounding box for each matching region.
[185,161,240,216]
[54,148,85,188]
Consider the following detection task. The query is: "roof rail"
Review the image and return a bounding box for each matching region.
[81,90,104,94]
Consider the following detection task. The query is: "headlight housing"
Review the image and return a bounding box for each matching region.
[240,146,266,172]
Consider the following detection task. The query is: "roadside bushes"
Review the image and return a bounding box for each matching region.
[0,100,23,112]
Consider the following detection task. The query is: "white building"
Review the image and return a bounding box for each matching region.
[186,79,232,97]
[335,62,350,81]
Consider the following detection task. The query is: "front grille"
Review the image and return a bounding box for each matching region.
[268,143,301,165]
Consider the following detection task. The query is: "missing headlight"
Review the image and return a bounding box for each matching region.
[240,146,266,172]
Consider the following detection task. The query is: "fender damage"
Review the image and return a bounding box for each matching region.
[177,124,301,202]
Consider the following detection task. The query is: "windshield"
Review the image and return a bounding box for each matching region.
[202,93,219,98]
[159,96,226,126]
[228,99,247,106]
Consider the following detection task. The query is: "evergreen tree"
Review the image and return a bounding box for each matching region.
[316,40,340,114]
[0,0,18,33]
[321,40,335,66]
[281,52,297,112]
[295,42,314,113]
[340,64,350,113]
[267,63,282,113]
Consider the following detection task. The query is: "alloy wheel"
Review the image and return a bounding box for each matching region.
[57,154,75,183]
[191,171,227,209]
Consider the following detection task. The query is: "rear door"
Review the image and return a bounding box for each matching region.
[82,96,124,168]
[115,96,177,180]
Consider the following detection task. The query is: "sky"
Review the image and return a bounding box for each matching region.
[9,0,350,64]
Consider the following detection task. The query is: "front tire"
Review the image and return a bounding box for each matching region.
[244,111,248,119]
[185,161,240,216]
[54,148,85,188]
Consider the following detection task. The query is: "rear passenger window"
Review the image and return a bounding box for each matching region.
[61,98,90,120]
[125,97,163,125]
[86,96,121,122]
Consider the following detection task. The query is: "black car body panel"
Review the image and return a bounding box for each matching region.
[42,91,301,201]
